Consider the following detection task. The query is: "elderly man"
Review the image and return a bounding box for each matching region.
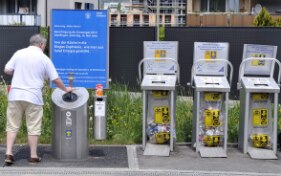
[4,34,72,165]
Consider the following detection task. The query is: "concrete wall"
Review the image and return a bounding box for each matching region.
[37,0,46,26]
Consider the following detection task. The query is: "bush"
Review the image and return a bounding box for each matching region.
[159,26,165,41]
[253,8,273,27]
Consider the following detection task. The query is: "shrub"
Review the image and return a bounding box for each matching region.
[253,7,273,27]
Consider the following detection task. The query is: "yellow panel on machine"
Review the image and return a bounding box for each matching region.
[252,108,268,127]
[203,135,222,147]
[155,132,170,144]
[204,109,220,127]
[152,90,169,98]
[204,92,222,101]
[251,134,270,148]
[252,93,269,101]
[154,106,170,124]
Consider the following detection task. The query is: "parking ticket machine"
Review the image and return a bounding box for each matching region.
[139,57,180,156]
[237,57,281,159]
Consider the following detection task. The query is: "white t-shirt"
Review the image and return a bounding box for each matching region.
[5,46,59,105]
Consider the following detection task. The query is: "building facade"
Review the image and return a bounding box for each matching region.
[187,0,281,27]
[105,0,186,27]
[0,0,281,27]
[0,0,98,26]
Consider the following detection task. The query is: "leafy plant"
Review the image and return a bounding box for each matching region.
[105,83,142,144]
[176,100,192,142]
[40,27,49,56]
[273,18,281,27]
[228,103,240,143]
[253,7,273,27]
[159,26,165,41]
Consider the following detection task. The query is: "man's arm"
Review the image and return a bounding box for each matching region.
[52,78,73,92]
[4,68,14,76]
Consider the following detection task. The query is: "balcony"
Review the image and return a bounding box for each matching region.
[0,14,41,26]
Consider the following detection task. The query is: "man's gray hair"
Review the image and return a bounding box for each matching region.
[29,34,47,46]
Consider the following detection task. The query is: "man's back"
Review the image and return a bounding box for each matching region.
[5,46,58,105]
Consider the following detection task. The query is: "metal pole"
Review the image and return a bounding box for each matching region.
[156,0,160,41]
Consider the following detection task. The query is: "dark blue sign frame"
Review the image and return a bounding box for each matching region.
[51,9,109,89]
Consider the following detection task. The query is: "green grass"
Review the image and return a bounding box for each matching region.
[0,81,280,145]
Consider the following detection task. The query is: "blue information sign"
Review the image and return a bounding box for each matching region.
[51,9,108,88]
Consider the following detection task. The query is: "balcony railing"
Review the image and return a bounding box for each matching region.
[0,14,41,26]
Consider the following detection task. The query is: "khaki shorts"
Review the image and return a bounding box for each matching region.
[6,101,43,135]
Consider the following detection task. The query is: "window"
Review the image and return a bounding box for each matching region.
[120,14,127,26]
[143,15,149,26]
[201,0,208,12]
[7,0,16,13]
[85,3,94,10]
[75,2,82,9]
[201,0,226,12]
[111,14,118,26]
[133,15,140,26]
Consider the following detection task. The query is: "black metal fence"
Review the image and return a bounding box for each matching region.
[109,27,156,89]
[0,26,40,82]
[165,27,281,99]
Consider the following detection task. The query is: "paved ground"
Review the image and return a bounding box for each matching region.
[1,144,281,176]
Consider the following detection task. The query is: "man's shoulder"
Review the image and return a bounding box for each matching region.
[14,47,28,54]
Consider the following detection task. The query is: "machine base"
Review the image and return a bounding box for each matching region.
[143,143,170,156]
[248,147,277,159]
[199,146,227,158]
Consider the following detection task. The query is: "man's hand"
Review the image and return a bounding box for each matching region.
[65,87,74,93]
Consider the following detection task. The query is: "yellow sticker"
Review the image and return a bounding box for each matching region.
[154,106,170,124]
[251,59,265,66]
[252,108,268,127]
[252,93,268,101]
[251,134,270,148]
[155,132,170,144]
[154,50,166,58]
[203,135,221,147]
[205,51,217,60]
[204,93,222,101]
[204,109,220,127]
[152,90,168,98]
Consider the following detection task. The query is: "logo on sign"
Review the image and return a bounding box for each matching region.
[66,130,72,138]
[85,12,91,19]
[66,111,72,127]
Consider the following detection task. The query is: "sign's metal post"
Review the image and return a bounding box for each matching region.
[189,41,232,158]
[237,57,281,159]
[139,57,180,156]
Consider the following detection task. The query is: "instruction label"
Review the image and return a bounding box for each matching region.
[194,42,229,76]
[243,44,277,76]
[95,101,106,116]
[204,109,220,127]
[252,108,268,127]
[154,106,170,124]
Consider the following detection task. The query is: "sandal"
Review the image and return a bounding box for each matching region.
[5,154,14,165]
[28,157,41,164]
